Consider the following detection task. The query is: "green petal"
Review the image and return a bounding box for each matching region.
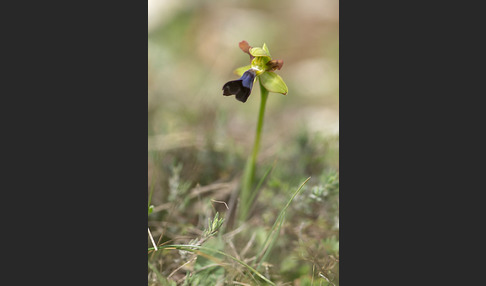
[262,43,271,57]
[249,47,270,58]
[260,72,288,95]
[234,65,252,76]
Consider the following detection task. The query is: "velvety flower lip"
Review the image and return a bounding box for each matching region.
[222,69,256,103]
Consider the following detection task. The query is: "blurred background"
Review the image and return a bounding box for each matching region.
[148,0,338,152]
[148,0,339,284]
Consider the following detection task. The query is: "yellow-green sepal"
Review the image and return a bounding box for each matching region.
[233,64,252,76]
[262,43,271,57]
[259,72,288,95]
[249,47,271,59]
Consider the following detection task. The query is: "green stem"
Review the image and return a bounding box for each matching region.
[238,79,269,223]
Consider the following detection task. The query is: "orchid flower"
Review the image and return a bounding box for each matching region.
[222,41,288,103]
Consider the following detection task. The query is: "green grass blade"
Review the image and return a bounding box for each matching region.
[255,177,311,271]
[247,160,277,213]
[256,213,285,271]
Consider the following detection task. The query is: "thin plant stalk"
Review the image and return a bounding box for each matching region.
[238,79,269,223]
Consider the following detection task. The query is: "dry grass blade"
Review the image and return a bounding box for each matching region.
[148,227,158,251]
[152,244,276,285]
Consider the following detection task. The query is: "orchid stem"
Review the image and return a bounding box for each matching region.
[238,79,269,223]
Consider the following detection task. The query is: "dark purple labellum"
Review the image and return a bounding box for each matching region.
[222,70,256,103]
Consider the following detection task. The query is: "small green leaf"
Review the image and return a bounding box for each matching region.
[234,64,252,76]
[259,72,288,95]
[148,205,154,215]
[249,47,270,58]
[262,43,271,57]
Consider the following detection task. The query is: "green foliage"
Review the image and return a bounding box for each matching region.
[148,262,177,286]
[168,162,191,203]
[183,239,225,286]
[203,212,224,238]
[148,126,339,284]
[148,205,154,216]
